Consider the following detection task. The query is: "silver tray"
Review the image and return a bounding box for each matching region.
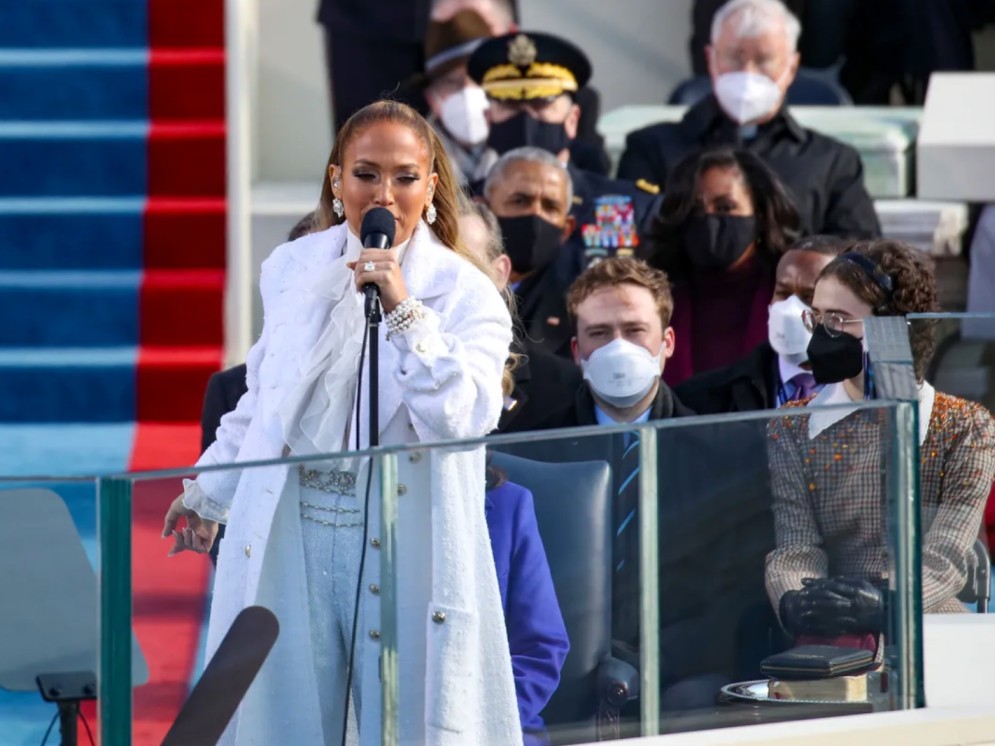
[719,679,873,707]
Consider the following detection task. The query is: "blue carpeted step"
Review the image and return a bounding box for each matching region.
[0,122,147,197]
[0,424,135,474]
[0,0,146,49]
[0,348,136,422]
[0,198,145,270]
[0,50,147,120]
[0,271,139,347]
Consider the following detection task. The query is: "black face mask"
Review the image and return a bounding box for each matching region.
[682,214,756,271]
[486,111,570,156]
[807,324,865,384]
[497,214,564,275]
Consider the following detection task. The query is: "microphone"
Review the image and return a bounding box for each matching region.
[360,207,397,313]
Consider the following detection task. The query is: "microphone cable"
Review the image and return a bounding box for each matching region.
[340,305,377,746]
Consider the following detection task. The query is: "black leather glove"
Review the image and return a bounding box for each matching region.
[779,582,851,637]
[821,576,887,634]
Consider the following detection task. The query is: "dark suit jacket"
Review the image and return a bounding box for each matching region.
[513,264,575,359]
[498,340,583,434]
[617,96,880,239]
[675,341,779,415]
[498,381,779,684]
[200,364,248,564]
[200,363,249,453]
[538,380,695,431]
[317,0,431,41]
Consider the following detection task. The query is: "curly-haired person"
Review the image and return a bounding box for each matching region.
[765,239,995,645]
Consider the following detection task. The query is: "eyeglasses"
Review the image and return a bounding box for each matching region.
[715,49,784,78]
[802,309,865,337]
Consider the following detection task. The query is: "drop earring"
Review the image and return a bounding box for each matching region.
[332,179,344,218]
[425,203,437,225]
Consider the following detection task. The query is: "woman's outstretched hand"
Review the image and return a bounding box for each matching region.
[162,494,219,556]
[348,248,409,314]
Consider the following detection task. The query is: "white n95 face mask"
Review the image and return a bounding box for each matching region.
[714,70,785,125]
[768,294,812,363]
[581,337,662,409]
[439,85,489,147]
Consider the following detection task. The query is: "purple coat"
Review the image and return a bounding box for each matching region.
[485,480,570,744]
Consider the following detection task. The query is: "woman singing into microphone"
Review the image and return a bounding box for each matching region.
[162,100,520,745]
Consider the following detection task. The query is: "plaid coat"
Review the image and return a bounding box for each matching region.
[766,389,995,614]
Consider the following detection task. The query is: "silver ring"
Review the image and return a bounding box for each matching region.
[363,261,376,272]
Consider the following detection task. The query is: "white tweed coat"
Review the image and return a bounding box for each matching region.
[185,222,521,745]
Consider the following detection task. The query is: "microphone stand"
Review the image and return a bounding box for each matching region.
[365,290,381,448]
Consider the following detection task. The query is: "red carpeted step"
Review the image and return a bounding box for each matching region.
[139,269,224,346]
[129,424,211,744]
[149,123,226,198]
[144,198,226,270]
[136,346,222,422]
[149,0,224,48]
[150,50,225,122]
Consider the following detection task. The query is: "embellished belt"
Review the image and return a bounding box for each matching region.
[299,500,364,529]
[297,463,357,496]
[298,463,363,528]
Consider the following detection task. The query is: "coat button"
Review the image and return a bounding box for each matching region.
[369,583,380,595]
[369,629,381,640]
[397,483,407,496]
[431,610,446,624]
[370,537,381,549]
[408,451,422,464]
[244,544,251,558]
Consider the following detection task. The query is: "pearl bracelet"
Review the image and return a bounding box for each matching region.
[385,297,426,339]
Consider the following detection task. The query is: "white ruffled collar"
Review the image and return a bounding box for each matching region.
[276,223,419,456]
[806,380,935,445]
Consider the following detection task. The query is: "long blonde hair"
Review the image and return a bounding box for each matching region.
[317,100,516,395]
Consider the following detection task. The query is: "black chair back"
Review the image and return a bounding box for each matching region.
[488,451,613,727]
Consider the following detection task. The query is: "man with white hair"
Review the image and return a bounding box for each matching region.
[618,0,880,240]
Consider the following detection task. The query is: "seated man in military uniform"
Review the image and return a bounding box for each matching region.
[468,30,662,281]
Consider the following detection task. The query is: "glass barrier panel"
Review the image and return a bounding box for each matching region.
[384,403,920,743]
[95,398,925,745]
[0,478,103,745]
[117,449,398,745]
[904,312,995,614]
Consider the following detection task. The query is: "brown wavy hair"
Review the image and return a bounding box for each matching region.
[819,239,939,381]
[566,257,674,328]
[316,99,516,394]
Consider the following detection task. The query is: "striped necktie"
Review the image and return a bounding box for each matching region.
[613,431,642,644]
[615,432,640,573]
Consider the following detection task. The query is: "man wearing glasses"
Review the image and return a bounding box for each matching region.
[618,0,880,240]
